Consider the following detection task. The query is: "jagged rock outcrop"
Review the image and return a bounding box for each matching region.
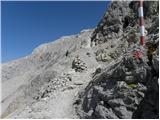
[91,1,130,46]
[75,54,155,119]
[75,1,159,119]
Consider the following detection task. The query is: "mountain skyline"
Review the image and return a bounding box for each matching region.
[2,1,109,63]
[1,1,159,118]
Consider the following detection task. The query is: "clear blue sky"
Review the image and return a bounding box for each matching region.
[2,1,109,63]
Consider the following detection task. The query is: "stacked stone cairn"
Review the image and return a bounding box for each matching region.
[72,55,87,72]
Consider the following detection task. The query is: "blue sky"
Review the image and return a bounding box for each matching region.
[2,1,109,63]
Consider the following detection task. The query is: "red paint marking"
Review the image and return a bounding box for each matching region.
[140,36,145,45]
[139,17,144,26]
[133,51,143,59]
[139,0,143,7]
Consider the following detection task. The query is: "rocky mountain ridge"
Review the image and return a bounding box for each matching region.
[1,1,159,119]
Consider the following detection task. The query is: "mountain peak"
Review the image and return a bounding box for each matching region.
[1,1,159,119]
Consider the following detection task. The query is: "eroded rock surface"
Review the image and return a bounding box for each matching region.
[1,1,159,119]
[75,1,159,119]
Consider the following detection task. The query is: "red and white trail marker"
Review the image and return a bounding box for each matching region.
[138,0,145,46]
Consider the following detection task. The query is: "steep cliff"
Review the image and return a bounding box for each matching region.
[75,1,159,119]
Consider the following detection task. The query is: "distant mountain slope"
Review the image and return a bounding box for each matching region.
[1,1,159,119]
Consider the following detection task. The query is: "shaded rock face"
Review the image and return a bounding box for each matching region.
[76,1,159,119]
[76,55,158,119]
[91,1,130,46]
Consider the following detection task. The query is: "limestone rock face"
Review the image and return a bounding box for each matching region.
[1,1,159,119]
[76,54,158,119]
[75,1,159,119]
[91,1,130,46]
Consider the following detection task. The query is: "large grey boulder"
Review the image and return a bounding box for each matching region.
[75,54,157,119]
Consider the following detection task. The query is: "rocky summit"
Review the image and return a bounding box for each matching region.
[1,1,159,119]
